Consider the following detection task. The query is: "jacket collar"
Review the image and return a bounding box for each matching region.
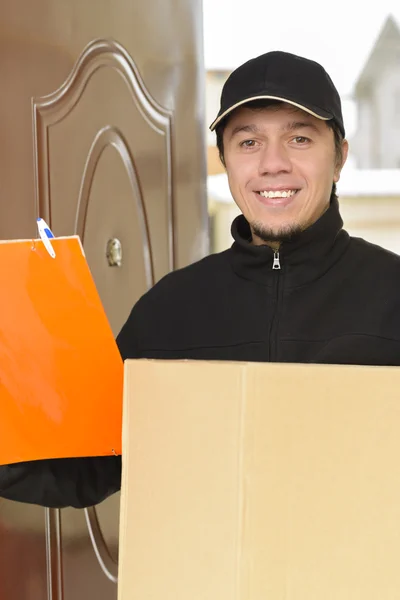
[228,198,351,287]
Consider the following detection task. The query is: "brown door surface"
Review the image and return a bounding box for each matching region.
[0,0,208,598]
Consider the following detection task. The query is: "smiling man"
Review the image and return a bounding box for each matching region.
[211,52,349,252]
[2,51,400,508]
[220,103,347,249]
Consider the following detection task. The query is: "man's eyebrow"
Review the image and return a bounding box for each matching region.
[229,124,262,139]
[282,120,322,135]
[229,120,323,139]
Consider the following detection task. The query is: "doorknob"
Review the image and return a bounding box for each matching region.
[106,238,122,267]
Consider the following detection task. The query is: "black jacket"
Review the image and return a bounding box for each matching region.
[1,199,400,508]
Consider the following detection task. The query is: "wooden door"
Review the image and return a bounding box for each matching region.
[0,1,208,598]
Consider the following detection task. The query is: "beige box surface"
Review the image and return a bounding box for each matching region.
[118,360,400,599]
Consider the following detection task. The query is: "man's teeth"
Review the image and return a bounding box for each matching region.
[259,190,297,198]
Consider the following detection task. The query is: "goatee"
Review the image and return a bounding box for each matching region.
[251,222,303,244]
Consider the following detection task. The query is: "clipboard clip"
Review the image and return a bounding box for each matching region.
[37,218,56,258]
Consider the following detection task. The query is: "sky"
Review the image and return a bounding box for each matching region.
[202,0,400,139]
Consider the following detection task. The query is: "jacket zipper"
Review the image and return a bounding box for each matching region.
[269,250,282,361]
[272,251,281,270]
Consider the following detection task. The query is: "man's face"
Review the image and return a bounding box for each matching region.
[222,103,348,245]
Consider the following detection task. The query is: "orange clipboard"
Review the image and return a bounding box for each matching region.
[0,234,123,465]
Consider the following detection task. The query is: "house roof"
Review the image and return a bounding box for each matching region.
[354,15,400,95]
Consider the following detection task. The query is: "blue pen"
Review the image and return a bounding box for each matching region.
[37,218,56,258]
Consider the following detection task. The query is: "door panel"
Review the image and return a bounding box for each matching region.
[0,0,207,598]
[33,39,174,332]
[0,500,47,599]
[77,138,154,333]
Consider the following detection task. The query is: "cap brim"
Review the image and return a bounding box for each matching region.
[209,95,332,131]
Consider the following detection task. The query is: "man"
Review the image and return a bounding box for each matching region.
[1,51,400,508]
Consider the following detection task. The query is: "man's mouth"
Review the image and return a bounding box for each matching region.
[257,189,299,199]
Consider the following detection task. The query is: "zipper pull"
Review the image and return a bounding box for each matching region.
[272,251,281,270]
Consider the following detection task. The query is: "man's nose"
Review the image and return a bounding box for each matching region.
[258,142,292,176]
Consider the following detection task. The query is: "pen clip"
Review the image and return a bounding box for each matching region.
[37,218,56,258]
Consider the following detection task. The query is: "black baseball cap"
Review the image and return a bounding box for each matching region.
[209,51,345,138]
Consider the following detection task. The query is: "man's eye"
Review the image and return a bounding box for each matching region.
[293,136,310,144]
[239,139,256,148]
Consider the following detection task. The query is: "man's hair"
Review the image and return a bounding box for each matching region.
[215,99,344,202]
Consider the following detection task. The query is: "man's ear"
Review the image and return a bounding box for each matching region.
[333,139,349,183]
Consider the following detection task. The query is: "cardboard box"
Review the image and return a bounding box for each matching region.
[118,360,400,599]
